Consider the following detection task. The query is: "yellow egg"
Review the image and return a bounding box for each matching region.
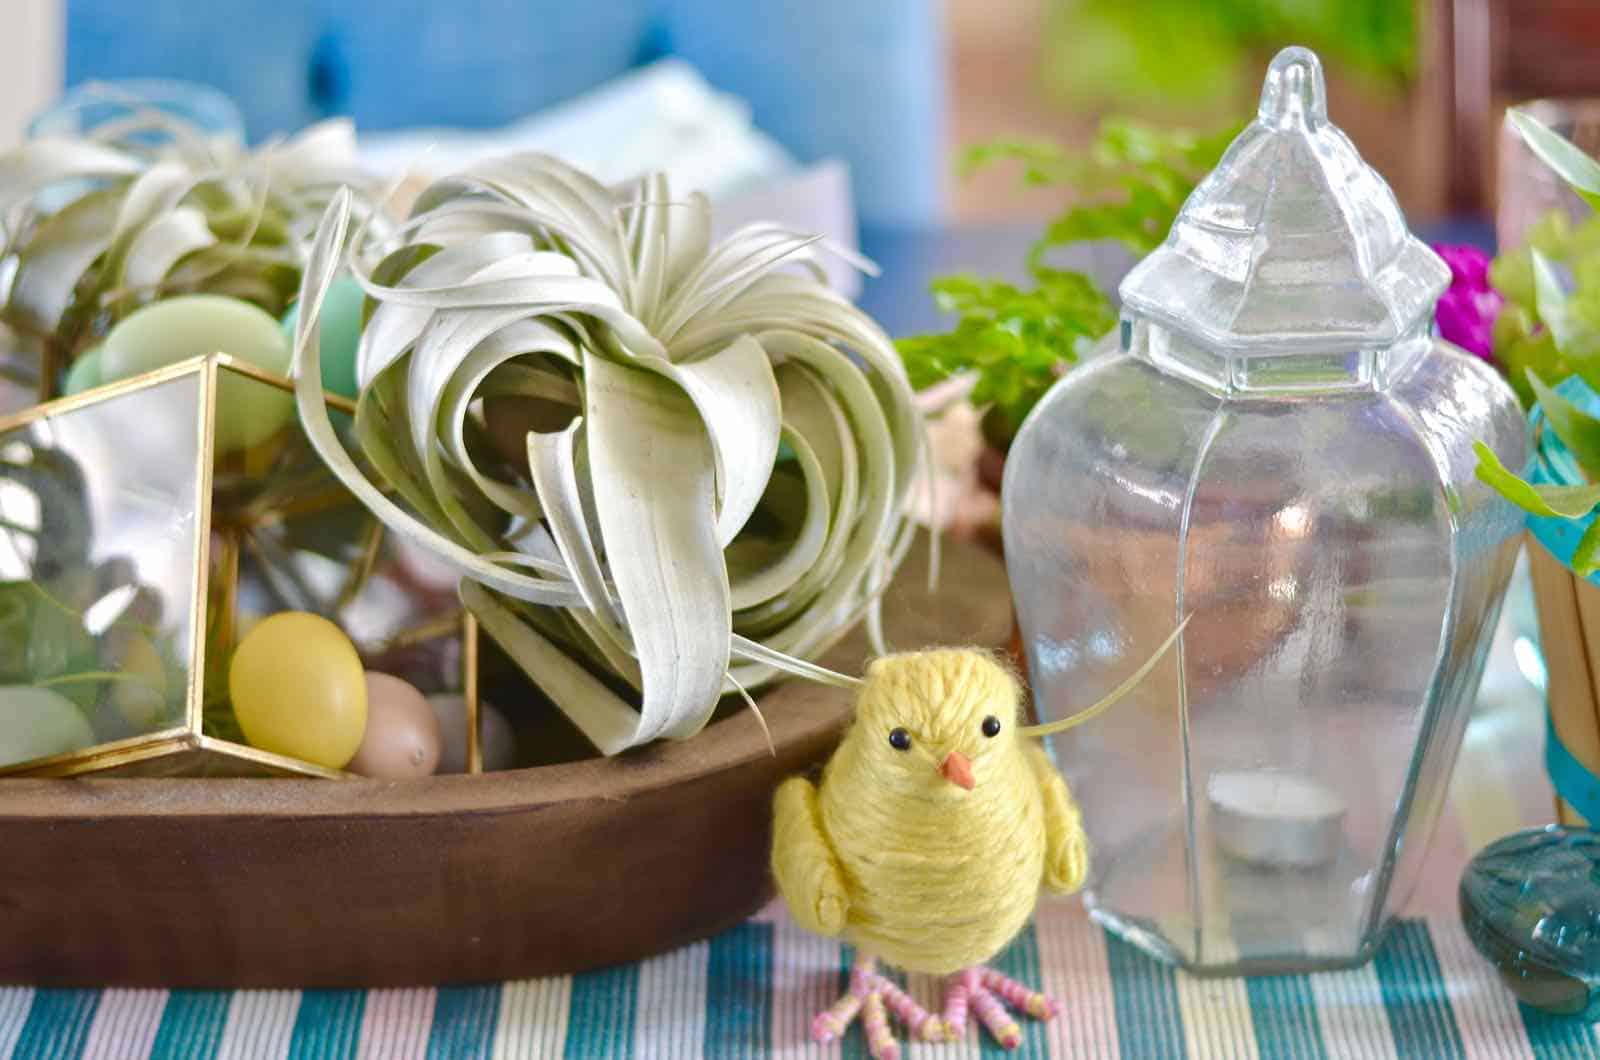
[347,672,442,780]
[228,612,366,769]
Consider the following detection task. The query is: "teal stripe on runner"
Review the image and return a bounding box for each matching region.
[1245,973,1326,1060]
[289,990,366,1060]
[564,963,639,1059]
[427,986,501,1060]
[0,989,35,1060]
[1520,1002,1600,1059]
[705,921,773,1060]
[10,989,100,1060]
[1102,928,1186,1060]
[150,991,230,1060]
[1373,920,1466,1060]
[983,926,1047,1059]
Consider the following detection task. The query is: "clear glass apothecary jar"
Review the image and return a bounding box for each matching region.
[1003,47,1527,974]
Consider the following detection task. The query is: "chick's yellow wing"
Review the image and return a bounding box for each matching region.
[1027,745,1089,894]
[771,776,850,936]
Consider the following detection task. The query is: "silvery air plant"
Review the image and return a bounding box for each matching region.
[291,160,922,753]
[0,88,380,375]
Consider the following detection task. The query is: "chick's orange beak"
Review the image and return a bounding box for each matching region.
[939,750,975,790]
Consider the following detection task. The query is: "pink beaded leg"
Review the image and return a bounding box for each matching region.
[877,975,943,1042]
[982,967,1061,1021]
[862,992,897,1060]
[940,965,1060,1050]
[811,957,874,1042]
[971,984,1024,1049]
[941,968,978,1039]
[810,954,943,1056]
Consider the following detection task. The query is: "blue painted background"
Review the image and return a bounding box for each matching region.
[64,0,944,226]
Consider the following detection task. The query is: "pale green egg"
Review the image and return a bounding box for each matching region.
[99,294,295,452]
[0,685,95,768]
[62,347,103,395]
[281,273,365,400]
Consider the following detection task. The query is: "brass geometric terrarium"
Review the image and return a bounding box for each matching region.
[0,354,476,778]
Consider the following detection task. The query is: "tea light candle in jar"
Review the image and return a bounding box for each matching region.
[1208,769,1347,868]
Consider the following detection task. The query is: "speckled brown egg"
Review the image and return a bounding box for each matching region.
[346,672,442,779]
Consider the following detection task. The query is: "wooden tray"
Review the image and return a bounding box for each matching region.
[0,535,1009,987]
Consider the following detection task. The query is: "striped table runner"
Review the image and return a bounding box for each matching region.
[1,609,1582,1059]
[2,902,1595,1060]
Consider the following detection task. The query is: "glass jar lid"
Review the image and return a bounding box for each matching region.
[1118,46,1449,357]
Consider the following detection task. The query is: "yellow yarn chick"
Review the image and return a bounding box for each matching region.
[772,627,1184,1057]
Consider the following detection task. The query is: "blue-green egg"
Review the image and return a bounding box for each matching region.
[281,273,365,400]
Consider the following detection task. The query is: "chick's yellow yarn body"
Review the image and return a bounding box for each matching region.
[820,712,1046,974]
[778,648,1078,976]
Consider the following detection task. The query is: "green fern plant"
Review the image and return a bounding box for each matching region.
[896,119,1239,442]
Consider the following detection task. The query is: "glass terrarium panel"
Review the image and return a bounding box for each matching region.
[200,367,467,758]
[1006,344,1222,966]
[0,372,204,774]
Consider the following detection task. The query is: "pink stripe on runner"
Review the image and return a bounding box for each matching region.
[766,911,845,1058]
[356,987,435,1060]
[1035,902,1120,1059]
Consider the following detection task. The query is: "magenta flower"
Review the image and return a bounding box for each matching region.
[1432,243,1502,360]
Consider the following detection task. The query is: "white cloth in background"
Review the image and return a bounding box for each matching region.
[360,59,861,297]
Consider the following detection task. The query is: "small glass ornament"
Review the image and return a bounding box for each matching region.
[1003,47,1527,974]
[27,78,245,151]
[1460,827,1600,1020]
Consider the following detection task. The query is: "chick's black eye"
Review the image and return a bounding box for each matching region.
[888,727,912,751]
[981,716,1002,738]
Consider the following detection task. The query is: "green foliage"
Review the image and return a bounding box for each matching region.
[1475,114,1600,569]
[1044,0,1417,108]
[897,119,1237,438]
[897,270,1115,439]
[1491,210,1600,406]
[1507,110,1600,214]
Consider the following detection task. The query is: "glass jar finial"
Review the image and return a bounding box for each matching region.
[1116,43,1449,386]
[1259,46,1327,129]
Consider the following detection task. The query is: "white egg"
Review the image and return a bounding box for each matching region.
[428,693,517,774]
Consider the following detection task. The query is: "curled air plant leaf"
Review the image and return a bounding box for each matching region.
[0,94,384,374]
[290,159,923,754]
